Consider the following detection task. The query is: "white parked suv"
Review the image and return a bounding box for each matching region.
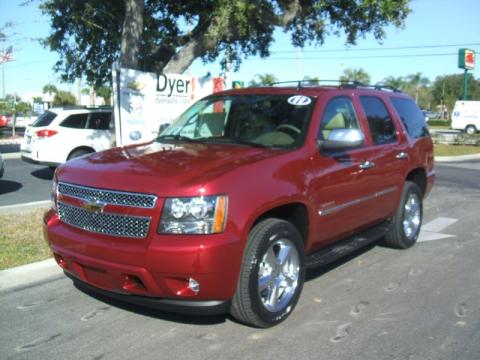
[21,106,114,168]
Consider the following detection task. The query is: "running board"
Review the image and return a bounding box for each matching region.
[306,222,392,269]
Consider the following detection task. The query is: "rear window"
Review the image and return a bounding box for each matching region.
[390,97,429,139]
[31,111,57,127]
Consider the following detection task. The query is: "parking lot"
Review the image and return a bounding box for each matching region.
[0,159,479,360]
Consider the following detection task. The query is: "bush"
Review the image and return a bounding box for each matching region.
[428,120,450,127]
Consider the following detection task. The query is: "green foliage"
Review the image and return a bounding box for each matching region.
[53,90,77,106]
[248,73,278,86]
[431,74,480,115]
[96,85,112,105]
[40,0,411,86]
[339,68,371,85]
[42,84,57,95]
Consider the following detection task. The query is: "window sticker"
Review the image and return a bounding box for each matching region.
[287,95,312,106]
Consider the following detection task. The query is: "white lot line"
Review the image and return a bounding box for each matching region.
[418,217,458,242]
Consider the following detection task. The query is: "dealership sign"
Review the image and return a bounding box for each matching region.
[458,48,475,70]
[113,68,224,146]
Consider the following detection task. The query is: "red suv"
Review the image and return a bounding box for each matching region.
[44,83,435,327]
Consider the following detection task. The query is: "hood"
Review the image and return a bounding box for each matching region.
[56,141,281,195]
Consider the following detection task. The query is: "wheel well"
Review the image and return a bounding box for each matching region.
[406,168,427,197]
[254,203,309,246]
[67,146,95,160]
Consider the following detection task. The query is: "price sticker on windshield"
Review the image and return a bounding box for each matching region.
[287,95,312,106]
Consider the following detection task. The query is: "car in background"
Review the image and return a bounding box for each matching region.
[7,113,37,129]
[451,100,480,134]
[0,114,8,128]
[21,106,114,168]
[0,152,4,178]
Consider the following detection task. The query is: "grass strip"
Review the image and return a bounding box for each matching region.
[0,208,51,270]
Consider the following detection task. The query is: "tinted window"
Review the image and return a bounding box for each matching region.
[360,96,397,145]
[390,97,429,138]
[88,112,112,130]
[319,97,360,140]
[31,111,57,127]
[60,114,88,129]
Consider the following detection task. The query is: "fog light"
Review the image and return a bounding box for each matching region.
[188,278,200,294]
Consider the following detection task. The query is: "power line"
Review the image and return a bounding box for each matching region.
[273,43,480,54]
[246,51,480,61]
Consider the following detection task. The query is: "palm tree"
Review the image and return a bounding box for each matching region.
[42,84,58,106]
[248,74,278,86]
[406,72,430,103]
[339,68,371,85]
[381,76,406,91]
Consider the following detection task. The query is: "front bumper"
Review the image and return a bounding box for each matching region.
[44,210,243,314]
[67,272,231,315]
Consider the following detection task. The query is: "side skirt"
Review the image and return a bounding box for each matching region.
[306,221,392,269]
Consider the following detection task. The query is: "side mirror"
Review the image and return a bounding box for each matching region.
[320,129,365,151]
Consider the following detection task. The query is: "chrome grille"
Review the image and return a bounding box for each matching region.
[58,202,151,238]
[58,182,157,208]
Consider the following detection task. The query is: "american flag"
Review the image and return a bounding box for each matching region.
[1,46,13,63]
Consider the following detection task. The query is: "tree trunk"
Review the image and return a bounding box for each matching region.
[119,0,144,69]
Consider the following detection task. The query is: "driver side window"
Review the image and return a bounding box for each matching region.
[319,97,360,141]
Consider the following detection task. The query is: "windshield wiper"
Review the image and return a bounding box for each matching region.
[157,134,203,143]
[209,137,272,148]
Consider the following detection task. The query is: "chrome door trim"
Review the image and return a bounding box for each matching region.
[318,186,398,216]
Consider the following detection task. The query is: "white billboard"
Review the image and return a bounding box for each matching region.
[113,67,224,146]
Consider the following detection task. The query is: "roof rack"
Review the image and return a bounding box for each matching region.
[51,105,113,110]
[253,80,402,93]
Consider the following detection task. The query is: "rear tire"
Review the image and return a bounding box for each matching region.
[68,149,93,161]
[384,181,423,249]
[465,125,477,135]
[231,219,305,328]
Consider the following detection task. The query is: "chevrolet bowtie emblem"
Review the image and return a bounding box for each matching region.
[82,198,106,213]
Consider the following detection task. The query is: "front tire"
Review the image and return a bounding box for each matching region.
[465,125,477,135]
[384,181,423,249]
[231,219,305,328]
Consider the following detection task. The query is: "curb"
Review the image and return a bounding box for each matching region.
[0,200,50,214]
[434,153,480,162]
[0,258,62,292]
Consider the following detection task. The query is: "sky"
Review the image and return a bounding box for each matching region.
[0,0,479,99]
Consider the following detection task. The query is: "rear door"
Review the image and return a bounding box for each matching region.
[357,95,405,219]
[85,112,114,150]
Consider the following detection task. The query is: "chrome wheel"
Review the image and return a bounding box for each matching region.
[403,192,421,240]
[258,238,300,313]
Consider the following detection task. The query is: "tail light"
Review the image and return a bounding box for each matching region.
[36,129,58,137]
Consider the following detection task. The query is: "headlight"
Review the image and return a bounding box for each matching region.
[159,195,227,234]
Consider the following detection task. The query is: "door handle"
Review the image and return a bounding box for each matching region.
[396,152,408,160]
[359,160,375,170]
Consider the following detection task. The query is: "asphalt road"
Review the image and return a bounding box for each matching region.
[1,161,480,360]
[0,158,53,207]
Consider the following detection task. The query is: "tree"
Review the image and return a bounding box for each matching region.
[248,73,278,86]
[53,90,77,106]
[381,76,406,91]
[339,68,371,85]
[303,76,320,85]
[431,74,480,116]
[405,72,430,103]
[96,85,112,105]
[40,0,411,87]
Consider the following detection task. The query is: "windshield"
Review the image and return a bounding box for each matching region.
[158,94,315,149]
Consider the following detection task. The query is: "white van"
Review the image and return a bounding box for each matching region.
[451,100,480,134]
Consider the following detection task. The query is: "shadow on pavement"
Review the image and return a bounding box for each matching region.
[72,281,229,326]
[31,167,54,180]
[0,180,22,195]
